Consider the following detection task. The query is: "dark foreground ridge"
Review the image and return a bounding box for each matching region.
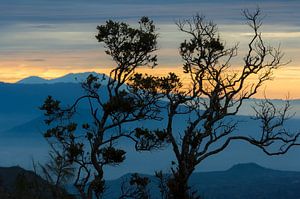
[0,166,72,199]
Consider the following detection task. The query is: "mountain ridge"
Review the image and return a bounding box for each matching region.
[12,72,300,101]
[0,165,72,198]
[16,72,109,84]
[95,162,300,199]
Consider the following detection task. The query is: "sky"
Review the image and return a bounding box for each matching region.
[0,0,300,98]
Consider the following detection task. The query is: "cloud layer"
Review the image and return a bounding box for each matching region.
[0,0,299,98]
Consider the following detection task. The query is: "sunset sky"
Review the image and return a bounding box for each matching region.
[0,0,300,98]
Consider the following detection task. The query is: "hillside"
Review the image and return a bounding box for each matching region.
[0,166,72,199]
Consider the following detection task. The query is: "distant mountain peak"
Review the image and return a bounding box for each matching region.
[228,162,269,172]
[16,76,48,84]
[16,72,109,84]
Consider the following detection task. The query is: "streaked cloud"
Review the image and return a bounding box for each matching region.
[24,59,46,62]
[241,32,300,38]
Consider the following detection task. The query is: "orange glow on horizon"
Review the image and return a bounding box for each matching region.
[1,64,299,100]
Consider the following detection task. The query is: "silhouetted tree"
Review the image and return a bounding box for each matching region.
[40,17,168,199]
[40,152,74,187]
[38,144,75,188]
[155,171,169,199]
[30,143,75,198]
[144,9,300,199]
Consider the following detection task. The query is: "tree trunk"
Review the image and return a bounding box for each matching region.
[167,165,197,199]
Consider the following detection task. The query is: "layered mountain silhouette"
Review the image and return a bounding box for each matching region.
[0,72,300,179]
[69,163,300,199]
